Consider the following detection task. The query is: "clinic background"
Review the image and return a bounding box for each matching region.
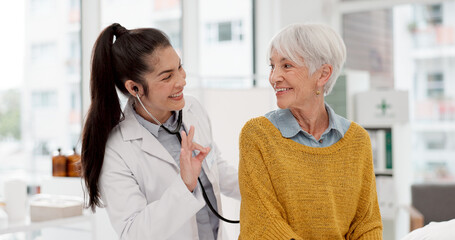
[1,0,455,239]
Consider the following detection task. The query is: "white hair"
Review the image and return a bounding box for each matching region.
[267,23,346,95]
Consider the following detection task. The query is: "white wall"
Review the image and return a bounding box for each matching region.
[186,88,276,169]
[186,87,276,239]
[81,0,100,119]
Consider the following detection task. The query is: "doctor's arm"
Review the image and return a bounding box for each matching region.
[238,123,302,240]
[192,96,240,200]
[212,142,241,200]
[100,146,205,240]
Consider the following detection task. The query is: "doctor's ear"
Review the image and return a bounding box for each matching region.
[125,80,141,97]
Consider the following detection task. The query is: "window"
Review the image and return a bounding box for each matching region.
[0,0,82,193]
[426,72,444,98]
[343,10,394,89]
[423,132,446,149]
[206,20,244,43]
[31,42,57,63]
[30,0,54,16]
[398,2,455,181]
[198,0,253,88]
[343,0,455,181]
[32,91,58,108]
[410,3,452,48]
[100,0,182,53]
[67,32,81,75]
[425,4,443,25]
[218,22,232,42]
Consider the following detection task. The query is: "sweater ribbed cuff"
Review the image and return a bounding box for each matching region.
[263,220,300,240]
[360,228,383,240]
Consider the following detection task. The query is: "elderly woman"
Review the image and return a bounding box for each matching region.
[238,23,383,239]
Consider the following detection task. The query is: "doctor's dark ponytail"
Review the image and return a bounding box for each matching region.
[81,23,171,212]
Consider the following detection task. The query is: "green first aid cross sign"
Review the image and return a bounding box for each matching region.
[355,90,409,127]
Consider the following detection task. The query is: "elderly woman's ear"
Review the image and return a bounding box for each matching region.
[318,64,333,86]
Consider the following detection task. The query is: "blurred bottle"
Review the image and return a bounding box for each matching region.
[67,147,81,177]
[0,201,7,228]
[52,148,67,177]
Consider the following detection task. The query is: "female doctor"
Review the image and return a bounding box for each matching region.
[81,23,240,240]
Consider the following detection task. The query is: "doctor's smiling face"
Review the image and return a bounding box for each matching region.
[137,46,187,123]
[269,49,320,110]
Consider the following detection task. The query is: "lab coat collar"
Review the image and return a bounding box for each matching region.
[119,97,195,167]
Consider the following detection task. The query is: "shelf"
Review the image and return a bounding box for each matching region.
[412,122,455,132]
[414,150,455,160]
[0,214,93,235]
[411,46,455,59]
[364,126,393,130]
[375,170,394,176]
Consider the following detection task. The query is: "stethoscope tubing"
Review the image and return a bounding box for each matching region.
[136,94,239,224]
[162,114,240,224]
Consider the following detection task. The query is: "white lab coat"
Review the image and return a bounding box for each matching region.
[99,95,240,240]
[401,219,455,240]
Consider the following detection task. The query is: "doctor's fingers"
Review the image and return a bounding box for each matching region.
[180,130,192,154]
[193,148,210,162]
[180,126,195,148]
[180,130,187,144]
[191,142,211,154]
[187,126,195,143]
[191,142,210,162]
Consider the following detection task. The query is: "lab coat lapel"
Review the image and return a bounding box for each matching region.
[183,99,215,171]
[182,97,222,215]
[182,99,202,144]
[140,131,178,169]
[121,99,178,169]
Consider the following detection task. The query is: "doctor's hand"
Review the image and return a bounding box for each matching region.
[179,126,211,192]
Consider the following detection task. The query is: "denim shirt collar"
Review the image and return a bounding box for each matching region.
[132,103,179,138]
[275,103,345,139]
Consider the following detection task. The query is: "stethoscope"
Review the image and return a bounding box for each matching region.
[134,87,239,224]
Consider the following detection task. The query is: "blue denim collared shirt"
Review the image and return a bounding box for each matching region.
[265,103,351,147]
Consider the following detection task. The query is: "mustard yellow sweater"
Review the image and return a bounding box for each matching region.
[238,117,383,240]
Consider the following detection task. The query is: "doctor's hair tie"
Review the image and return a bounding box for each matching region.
[112,23,128,38]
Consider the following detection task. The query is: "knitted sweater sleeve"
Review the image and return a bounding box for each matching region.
[238,119,301,240]
[346,129,383,240]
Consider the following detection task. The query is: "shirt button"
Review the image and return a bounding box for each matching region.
[319,139,323,143]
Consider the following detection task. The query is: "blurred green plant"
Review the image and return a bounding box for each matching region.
[0,89,21,140]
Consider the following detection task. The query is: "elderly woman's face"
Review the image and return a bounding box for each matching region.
[269,50,319,110]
